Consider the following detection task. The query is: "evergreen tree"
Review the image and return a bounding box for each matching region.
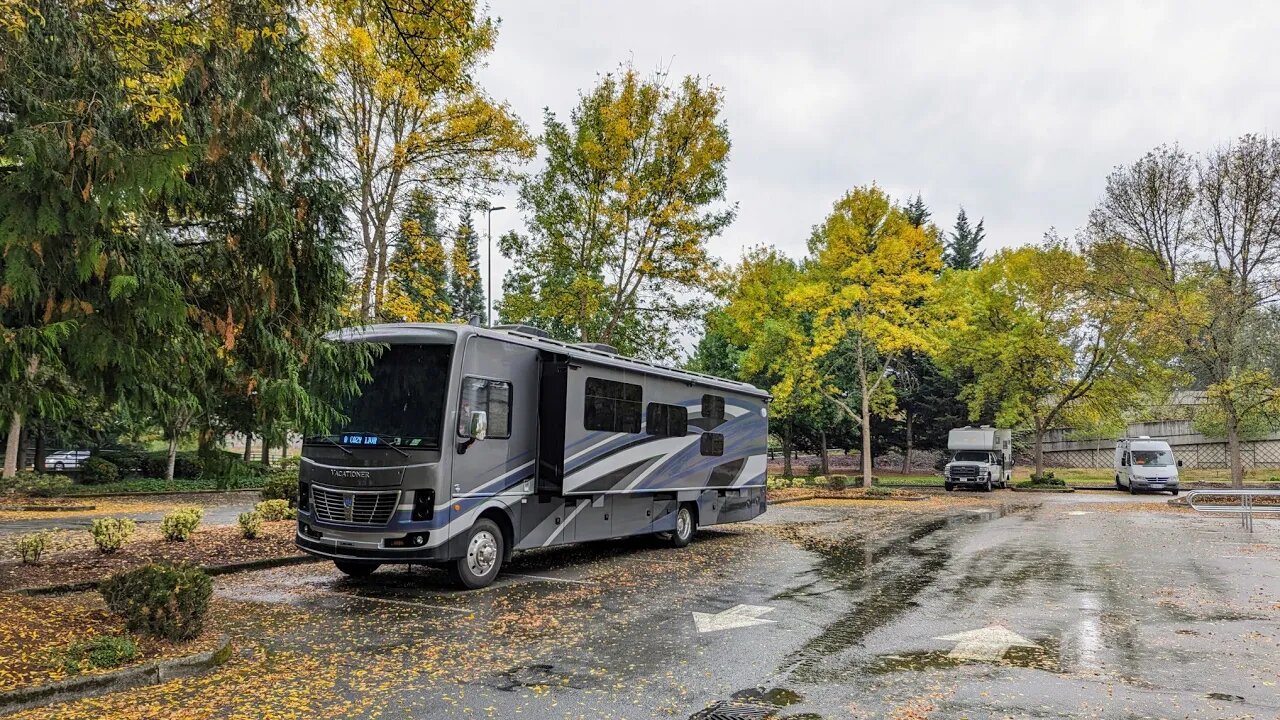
[946,207,986,270]
[904,193,931,228]
[383,191,451,322]
[449,214,486,324]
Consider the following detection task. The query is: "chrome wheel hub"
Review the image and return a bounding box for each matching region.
[467,530,499,576]
[677,509,691,539]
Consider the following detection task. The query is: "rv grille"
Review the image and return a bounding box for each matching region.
[950,465,981,479]
[311,486,399,526]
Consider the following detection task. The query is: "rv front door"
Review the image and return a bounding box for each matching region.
[449,337,538,508]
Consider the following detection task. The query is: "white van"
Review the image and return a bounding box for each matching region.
[1114,437,1181,495]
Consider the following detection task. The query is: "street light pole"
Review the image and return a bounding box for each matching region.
[486,205,506,327]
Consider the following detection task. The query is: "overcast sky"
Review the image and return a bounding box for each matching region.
[473,0,1279,302]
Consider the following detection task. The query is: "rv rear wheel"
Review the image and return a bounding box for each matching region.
[670,505,696,548]
[449,519,504,590]
[334,560,381,578]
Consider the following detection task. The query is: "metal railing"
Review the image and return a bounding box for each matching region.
[1184,489,1280,532]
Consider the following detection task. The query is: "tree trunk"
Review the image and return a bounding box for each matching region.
[166,436,178,482]
[1226,412,1243,488]
[1033,421,1045,479]
[260,437,270,465]
[3,411,21,479]
[902,412,913,475]
[242,435,253,463]
[34,427,46,473]
[782,421,793,478]
[819,430,829,476]
[860,391,873,487]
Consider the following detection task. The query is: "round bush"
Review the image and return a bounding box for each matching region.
[261,467,299,507]
[99,563,212,641]
[79,457,120,485]
[238,511,263,539]
[255,499,292,521]
[160,507,203,541]
[8,471,73,497]
[17,530,51,564]
[90,517,136,553]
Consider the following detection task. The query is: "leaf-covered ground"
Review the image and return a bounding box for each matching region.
[0,521,300,591]
[0,593,224,692]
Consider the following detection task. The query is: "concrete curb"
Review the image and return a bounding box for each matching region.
[66,488,263,499]
[0,504,96,512]
[11,554,323,596]
[1009,486,1075,493]
[0,635,232,715]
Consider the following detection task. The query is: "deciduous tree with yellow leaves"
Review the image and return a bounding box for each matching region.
[313,0,533,321]
[719,187,943,486]
[499,65,735,359]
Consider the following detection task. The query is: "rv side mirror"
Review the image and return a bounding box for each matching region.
[468,411,488,441]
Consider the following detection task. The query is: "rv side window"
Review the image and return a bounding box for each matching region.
[458,377,512,439]
[700,432,724,456]
[701,394,725,420]
[646,403,688,437]
[584,377,643,433]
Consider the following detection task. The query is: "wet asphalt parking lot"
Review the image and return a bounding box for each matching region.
[20,490,1280,719]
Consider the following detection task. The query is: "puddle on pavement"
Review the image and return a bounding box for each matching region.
[689,687,819,720]
[489,663,589,692]
[867,636,1062,674]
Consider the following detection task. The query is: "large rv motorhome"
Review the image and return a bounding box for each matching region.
[295,323,770,588]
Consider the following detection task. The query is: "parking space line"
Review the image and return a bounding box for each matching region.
[316,590,472,613]
[506,572,597,585]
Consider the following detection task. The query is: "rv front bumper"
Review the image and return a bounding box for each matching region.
[296,523,452,563]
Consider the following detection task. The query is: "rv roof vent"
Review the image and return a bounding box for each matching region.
[574,342,619,354]
[493,324,550,338]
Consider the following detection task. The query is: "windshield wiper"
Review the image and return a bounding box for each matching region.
[308,435,352,456]
[367,433,409,458]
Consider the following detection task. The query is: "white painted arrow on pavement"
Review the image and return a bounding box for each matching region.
[933,625,1039,661]
[692,604,776,633]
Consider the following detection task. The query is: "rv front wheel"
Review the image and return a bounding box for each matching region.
[334,560,380,578]
[449,519,504,589]
[670,505,696,548]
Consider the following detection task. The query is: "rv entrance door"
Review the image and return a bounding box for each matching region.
[449,336,537,518]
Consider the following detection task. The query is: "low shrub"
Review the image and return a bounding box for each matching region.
[826,474,848,490]
[864,485,894,497]
[100,563,213,641]
[90,517,136,553]
[79,457,121,485]
[261,467,299,507]
[255,499,292,522]
[1026,472,1065,487]
[17,530,51,564]
[238,511,263,539]
[160,507,203,541]
[99,449,147,477]
[55,635,138,674]
[7,470,74,497]
[805,464,821,477]
[139,451,205,480]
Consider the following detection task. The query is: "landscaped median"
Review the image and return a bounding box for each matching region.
[0,573,231,714]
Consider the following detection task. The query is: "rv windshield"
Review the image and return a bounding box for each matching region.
[315,344,453,449]
[953,450,992,463]
[1131,449,1175,467]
